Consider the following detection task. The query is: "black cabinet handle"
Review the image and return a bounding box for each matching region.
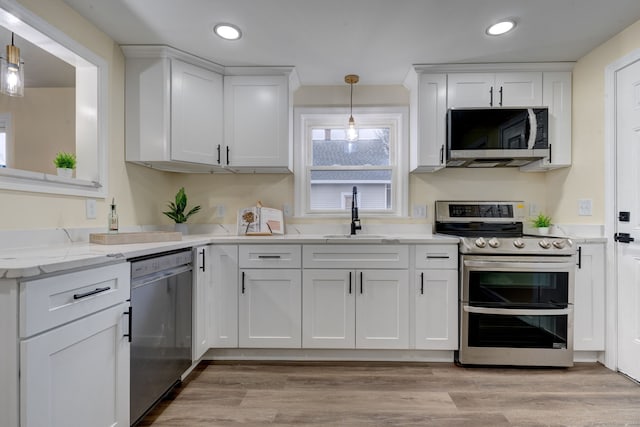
[123,307,132,343]
[420,272,424,295]
[360,272,363,294]
[241,271,245,294]
[226,146,230,165]
[258,255,281,259]
[217,144,221,164]
[548,144,552,163]
[439,145,444,164]
[349,272,352,294]
[73,286,111,300]
[499,86,503,106]
[199,249,206,272]
[577,247,582,269]
[489,86,493,106]
[426,255,450,259]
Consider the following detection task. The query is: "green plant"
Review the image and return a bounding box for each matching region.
[53,151,76,169]
[531,213,552,228]
[163,187,201,224]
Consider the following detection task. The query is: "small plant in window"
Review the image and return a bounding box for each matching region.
[53,151,76,169]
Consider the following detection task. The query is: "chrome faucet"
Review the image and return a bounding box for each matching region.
[350,186,361,235]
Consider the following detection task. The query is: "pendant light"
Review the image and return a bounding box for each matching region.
[345,74,359,142]
[1,33,24,97]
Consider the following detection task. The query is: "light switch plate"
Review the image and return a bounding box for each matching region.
[283,204,292,217]
[413,204,427,218]
[215,205,226,218]
[578,199,593,216]
[86,199,96,219]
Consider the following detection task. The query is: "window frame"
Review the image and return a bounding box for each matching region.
[294,106,408,218]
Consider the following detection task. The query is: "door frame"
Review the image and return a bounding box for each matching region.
[604,48,640,370]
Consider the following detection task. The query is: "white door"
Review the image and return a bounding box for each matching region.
[20,303,129,427]
[239,269,301,348]
[495,72,542,106]
[615,56,640,381]
[415,269,458,350]
[171,59,223,165]
[447,73,494,107]
[302,269,356,348]
[193,245,210,360]
[210,245,239,348]
[355,270,409,349]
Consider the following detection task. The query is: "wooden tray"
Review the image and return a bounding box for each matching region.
[89,231,182,245]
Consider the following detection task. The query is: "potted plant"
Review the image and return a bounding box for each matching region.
[53,151,76,178]
[531,213,552,235]
[163,187,201,233]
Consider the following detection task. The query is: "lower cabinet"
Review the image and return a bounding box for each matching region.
[302,269,409,349]
[239,269,302,348]
[193,245,211,360]
[20,302,130,427]
[573,242,605,351]
[210,245,239,348]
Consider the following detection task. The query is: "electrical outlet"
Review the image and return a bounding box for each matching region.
[578,199,593,216]
[215,205,226,218]
[85,199,96,219]
[529,203,539,216]
[412,204,427,218]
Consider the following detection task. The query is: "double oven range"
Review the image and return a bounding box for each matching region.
[435,201,576,367]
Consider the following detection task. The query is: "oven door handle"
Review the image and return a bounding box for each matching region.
[463,260,576,270]
[463,305,572,316]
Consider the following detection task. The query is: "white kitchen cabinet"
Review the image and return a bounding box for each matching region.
[239,269,302,348]
[302,245,410,349]
[447,72,542,108]
[573,243,605,351]
[193,245,211,360]
[403,71,447,172]
[12,263,131,427]
[123,45,224,173]
[223,74,294,172]
[414,245,459,350]
[520,71,572,171]
[210,245,239,348]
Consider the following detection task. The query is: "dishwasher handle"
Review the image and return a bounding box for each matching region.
[131,265,192,289]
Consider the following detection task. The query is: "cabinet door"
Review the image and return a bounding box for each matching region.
[302,269,356,348]
[20,303,129,427]
[210,245,239,348]
[224,75,289,168]
[495,72,542,106]
[355,270,409,349]
[193,245,210,360]
[239,269,301,348]
[413,73,447,171]
[171,59,223,165]
[415,269,459,350]
[447,73,494,107]
[574,244,605,351]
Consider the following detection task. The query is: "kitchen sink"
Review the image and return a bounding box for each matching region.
[323,234,388,239]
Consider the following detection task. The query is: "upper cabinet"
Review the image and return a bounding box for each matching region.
[123,46,298,173]
[447,72,542,108]
[405,63,573,173]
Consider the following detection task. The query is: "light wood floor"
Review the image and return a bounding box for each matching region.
[138,361,640,426]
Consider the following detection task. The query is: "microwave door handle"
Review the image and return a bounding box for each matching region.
[463,306,572,316]
[527,108,537,149]
[463,260,576,271]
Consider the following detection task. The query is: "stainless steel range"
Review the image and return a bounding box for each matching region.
[435,201,576,367]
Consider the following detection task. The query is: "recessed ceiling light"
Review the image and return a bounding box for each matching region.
[486,20,516,36]
[214,23,242,40]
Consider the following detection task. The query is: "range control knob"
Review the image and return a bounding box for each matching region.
[513,239,526,249]
[488,237,501,248]
[475,237,487,248]
[539,239,552,249]
[552,240,566,249]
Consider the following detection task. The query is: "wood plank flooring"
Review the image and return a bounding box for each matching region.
[137,361,640,426]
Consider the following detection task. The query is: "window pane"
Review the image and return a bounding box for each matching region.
[310,169,392,211]
[312,127,390,166]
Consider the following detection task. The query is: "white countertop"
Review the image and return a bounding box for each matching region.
[0,232,458,279]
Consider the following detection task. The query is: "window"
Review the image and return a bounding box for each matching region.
[295,107,408,217]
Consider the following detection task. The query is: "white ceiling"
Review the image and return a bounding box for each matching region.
[61,0,640,85]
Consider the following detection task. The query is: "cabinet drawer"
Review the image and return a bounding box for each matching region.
[239,245,301,268]
[303,245,408,269]
[415,245,458,269]
[20,263,130,338]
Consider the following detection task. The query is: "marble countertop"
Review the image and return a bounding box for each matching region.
[0,233,458,280]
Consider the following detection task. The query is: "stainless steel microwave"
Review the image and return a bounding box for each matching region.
[446,107,549,168]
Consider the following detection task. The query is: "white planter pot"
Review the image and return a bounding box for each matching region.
[537,227,550,235]
[56,168,73,178]
[174,223,188,235]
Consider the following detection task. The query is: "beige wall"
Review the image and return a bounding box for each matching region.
[548,19,640,224]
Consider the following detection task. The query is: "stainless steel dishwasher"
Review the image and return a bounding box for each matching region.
[129,249,193,425]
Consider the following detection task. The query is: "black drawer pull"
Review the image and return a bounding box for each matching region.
[73,286,111,300]
[123,307,132,342]
[258,255,281,259]
[426,255,450,259]
[420,272,424,295]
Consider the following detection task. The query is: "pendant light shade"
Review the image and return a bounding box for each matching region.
[1,33,24,97]
[345,74,359,142]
